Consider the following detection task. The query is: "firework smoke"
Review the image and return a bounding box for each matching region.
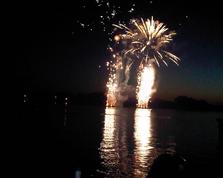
[106,53,135,107]
[106,17,180,108]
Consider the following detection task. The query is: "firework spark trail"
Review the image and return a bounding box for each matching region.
[106,53,131,107]
[136,64,156,108]
[106,74,118,107]
[106,17,180,108]
[106,55,121,107]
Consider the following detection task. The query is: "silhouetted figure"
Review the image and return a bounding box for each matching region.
[147,153,186,178]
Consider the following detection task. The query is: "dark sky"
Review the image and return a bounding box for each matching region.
[16,1,223,104]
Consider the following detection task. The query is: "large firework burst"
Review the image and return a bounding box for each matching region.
[106,17,180,108]
[113,16,180,66]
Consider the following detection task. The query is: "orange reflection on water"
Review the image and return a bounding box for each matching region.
[100,108,156,178]
[100,107,120,176]
[134,108,155,178]
[102,108,116,151]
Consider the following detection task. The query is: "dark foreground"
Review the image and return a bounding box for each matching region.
[12,102,223,178]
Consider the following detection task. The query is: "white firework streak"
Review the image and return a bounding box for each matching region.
[112,16,180,66]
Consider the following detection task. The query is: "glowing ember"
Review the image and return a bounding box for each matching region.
[106,77,118,107]
[106,56,123,107]
[137,64,156,108]
[114,35,120,41]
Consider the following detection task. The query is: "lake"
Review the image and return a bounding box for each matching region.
[18,104,223,178]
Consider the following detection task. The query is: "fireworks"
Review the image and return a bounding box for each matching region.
[75,1,138,33]
[106,17,180,108]
[137,64,156,108]
[113,17,180,67]
[106,53,131,107]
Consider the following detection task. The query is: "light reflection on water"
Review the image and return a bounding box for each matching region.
[100,107,129,177]
[100,108,118,169]
[133,109,155,178]
[99,107,173,178]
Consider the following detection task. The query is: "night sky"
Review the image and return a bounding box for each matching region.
[16,0,223,104]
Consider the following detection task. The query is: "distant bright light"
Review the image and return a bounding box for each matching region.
[114,35,120,41]
[111,10,116,17]
[128,8,134,13]
[80,23,85,28]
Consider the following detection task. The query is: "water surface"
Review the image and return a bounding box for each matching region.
[66,106,222,177]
